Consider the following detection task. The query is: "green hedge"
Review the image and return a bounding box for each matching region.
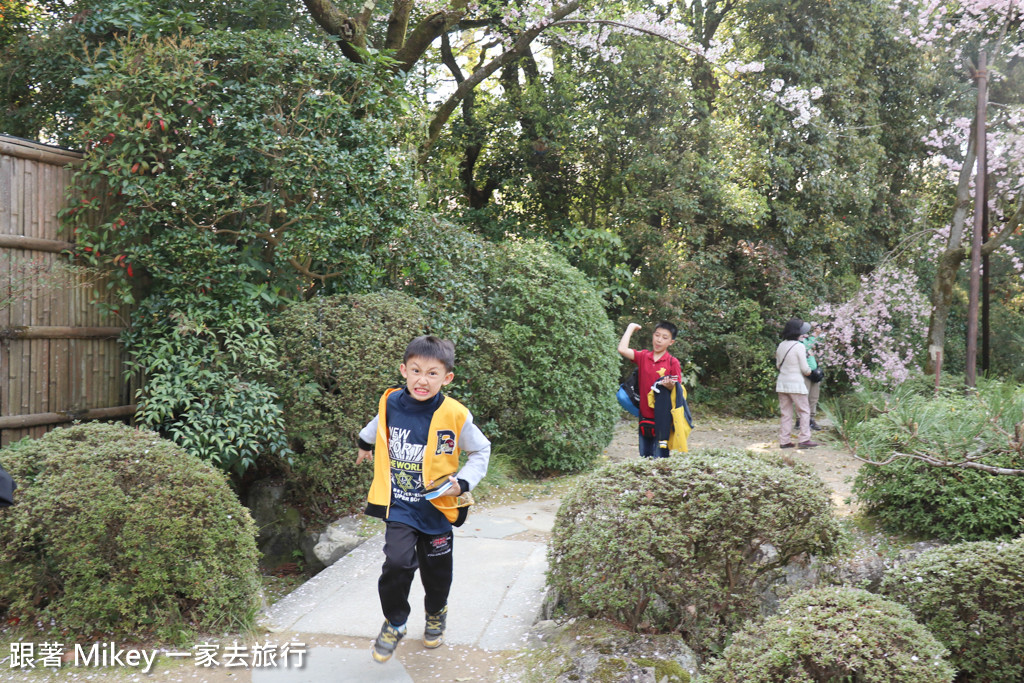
[548,450,843,655]
[482,241,619,472]
[881,538,1024,682]
[269,290,427,517]
[0,423,261,642]
[845,381,1024,541]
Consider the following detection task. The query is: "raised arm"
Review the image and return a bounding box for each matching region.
[618,323,641,361]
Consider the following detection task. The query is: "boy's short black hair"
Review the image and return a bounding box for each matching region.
[655,320,678,340]
[404,335,455,372]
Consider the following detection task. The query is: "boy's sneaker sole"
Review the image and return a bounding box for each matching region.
[372,621,406,663]
[423,605,448,649]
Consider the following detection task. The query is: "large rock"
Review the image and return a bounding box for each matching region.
[756,536,945,616]
[313,517,363,566]
[245,479,325,573]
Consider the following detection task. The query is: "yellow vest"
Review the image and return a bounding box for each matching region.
[366,388,469,524]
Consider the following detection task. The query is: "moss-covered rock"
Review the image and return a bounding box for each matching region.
[496,618,695,683]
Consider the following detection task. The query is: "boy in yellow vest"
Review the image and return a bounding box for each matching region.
[356,335,491,663]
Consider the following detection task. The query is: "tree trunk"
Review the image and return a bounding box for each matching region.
[923,124,976,375]
[925,246,966,375]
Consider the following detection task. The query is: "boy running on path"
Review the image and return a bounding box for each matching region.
[356,335,491,663]
[618,321,682,458]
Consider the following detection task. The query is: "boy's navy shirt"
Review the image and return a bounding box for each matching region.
[385,388,452,535]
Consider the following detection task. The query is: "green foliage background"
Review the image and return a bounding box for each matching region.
[269,290,426,518]
[481,241,619,472]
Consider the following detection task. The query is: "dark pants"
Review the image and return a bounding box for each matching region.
[638,430,669,458]
[379,522,453,626]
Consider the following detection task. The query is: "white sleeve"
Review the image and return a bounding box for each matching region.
[358,416,379,447]
[456,412,490,490]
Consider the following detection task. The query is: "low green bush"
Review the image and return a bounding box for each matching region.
[482,241,619,472]
[269,290,427,518]
[0,423,261,642]
[701,586,955,682]
[845,380,1024,541]
[881,537,1024,682]
[547,450,843,656]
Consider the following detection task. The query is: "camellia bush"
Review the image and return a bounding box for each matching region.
[58,29,415,476]
[482,241,619,472]
[701,586,955,682]
[0,423,262,642]
[548,451,844,655]
[62,29,413,304]
[270,290,427,517]
[881,538,1024,683]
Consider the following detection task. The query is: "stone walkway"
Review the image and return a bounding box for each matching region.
[255,500,558,682]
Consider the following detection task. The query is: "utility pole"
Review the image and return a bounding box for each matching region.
[966,51,987,389]
[982,158,990,374]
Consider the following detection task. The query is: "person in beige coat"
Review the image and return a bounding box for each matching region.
[776,318,817,448]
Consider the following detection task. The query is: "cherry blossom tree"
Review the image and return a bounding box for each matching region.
[811,265,931,389]
[896,0,1024,374]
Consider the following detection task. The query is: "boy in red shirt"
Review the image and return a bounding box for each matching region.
[618,321,681,458]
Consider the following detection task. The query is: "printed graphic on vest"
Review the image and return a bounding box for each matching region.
[434,430,456,456]
[389,425,425,503]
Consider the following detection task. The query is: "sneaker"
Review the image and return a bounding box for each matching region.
[797,441,819,448]
[423,605,448,649]
[372,621,406,663]
[780,443,796,449]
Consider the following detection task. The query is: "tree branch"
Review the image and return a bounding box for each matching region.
[301,0,365,62]
[982,199,1023,257]
[384,0,413,51]
[394,0,471,74]
[420,0,581,160]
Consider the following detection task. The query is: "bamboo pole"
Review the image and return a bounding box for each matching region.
[0,404,137,430]
[0,326,125,339]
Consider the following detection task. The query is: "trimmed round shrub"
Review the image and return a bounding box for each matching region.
[0,422,261,641]
[269,290,427,517]
[881,537,1024,682]
[482,240,619,472]
[701,586,955,682]
[548,450,844,655]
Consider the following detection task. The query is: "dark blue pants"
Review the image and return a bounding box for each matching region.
[639,430,669,458]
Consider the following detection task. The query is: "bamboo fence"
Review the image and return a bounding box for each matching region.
[0,134,136,446]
